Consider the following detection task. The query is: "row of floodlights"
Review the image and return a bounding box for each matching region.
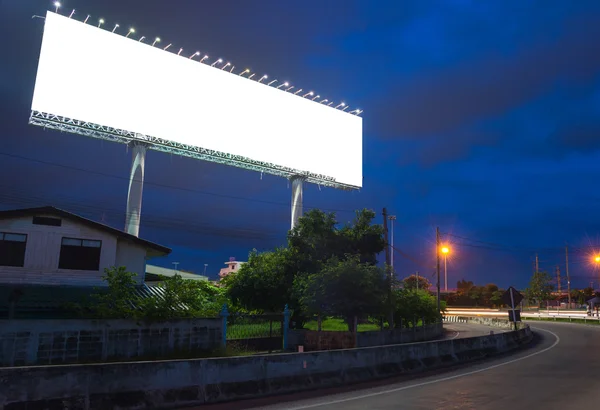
[52,2,363,116]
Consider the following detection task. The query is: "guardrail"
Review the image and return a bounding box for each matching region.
[0,318,532,409]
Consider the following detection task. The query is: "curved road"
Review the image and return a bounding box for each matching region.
[200,321,596,409]
[442,322,508,340]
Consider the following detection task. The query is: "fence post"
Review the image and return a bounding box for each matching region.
[283,304,290,351]
[220,304,229,349]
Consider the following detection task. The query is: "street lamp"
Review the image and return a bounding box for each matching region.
[441,246,450,292]
[172,262,179,273]
[388,215,396,276]
[203,264,208,276]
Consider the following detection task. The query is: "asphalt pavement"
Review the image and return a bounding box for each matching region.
[198,321,600,409]
[441,322,507,340]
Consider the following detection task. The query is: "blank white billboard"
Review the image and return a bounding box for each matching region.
[31,11,363,188]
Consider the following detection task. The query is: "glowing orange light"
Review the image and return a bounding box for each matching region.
[441,246,450,254]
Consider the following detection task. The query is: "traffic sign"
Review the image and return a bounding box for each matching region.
[501,286,524,307]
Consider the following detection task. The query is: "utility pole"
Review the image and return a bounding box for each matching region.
[436,227,441,313]
[388,215,397,277]
[416,271,419,290]
[535,253,539,272]
[382,208,390,270]
[556,265,561,295]
[382,208,393,328]
[566,245,571,308]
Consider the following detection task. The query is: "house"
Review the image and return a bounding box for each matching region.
[218,257,246,280]
[0,206,171,287]
[145,264,208,284]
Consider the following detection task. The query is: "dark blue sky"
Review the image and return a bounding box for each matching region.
[2,0,600,289]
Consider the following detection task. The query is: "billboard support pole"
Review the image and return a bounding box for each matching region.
[290,175,306,230]
[124,139,149,237]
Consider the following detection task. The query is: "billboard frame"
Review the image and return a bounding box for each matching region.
[30,110,357,191]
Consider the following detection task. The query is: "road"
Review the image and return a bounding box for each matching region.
[441,322,508,340]
[200,322,571,410]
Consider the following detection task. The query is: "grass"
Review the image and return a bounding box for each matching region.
[227,317,432,338]
[303,318,382,332]
[227,322,282,339]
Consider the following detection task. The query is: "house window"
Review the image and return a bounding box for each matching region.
[58,237,102,271]
[0,232,27,267]
[32,216,62,227]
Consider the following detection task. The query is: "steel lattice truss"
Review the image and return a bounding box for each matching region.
[29,111,357,190]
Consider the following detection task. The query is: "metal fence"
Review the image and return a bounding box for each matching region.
[220,305,290,353]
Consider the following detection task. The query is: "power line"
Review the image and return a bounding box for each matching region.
[0,190,281,241]
[390,244,435,276]
[0,151,358,215]
[444,232,600,254]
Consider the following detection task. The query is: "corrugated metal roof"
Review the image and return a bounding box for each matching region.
[146,264,208,281]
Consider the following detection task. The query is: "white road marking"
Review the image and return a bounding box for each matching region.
[280,327,560,410]
[450,331,460,340]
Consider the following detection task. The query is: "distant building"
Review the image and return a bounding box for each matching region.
[219,257,245,280]
[0,206,171,287]
[145,264,208,284]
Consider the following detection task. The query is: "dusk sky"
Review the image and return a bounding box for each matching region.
[2,0,600,289]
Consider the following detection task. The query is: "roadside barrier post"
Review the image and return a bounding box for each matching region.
[283,304,290,350]
[220,304,229,348]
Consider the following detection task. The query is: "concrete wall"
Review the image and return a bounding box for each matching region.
[0,214,150,286]
[0,318,222,367]
[289,323,444,351]
[0,321,532,409]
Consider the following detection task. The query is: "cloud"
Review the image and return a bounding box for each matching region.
[372,13,600,139]
[547,123,600,155]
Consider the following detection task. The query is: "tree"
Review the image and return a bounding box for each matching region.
[393,289,444,328]
[525,271,554,307]
[490,290,504,307]
[337,209,386,265]
[87,266,229,320]
[287,208,385,273]
[90,266,139,318]
[140,275,228,319]
[468,286,482,306]
[224,247,298,313]
[583,287,594,299]
[481,283,499,307]
[225,208,386,325]
[402,274,431,291]
[456,279,474,296]
[295,256,387,332]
